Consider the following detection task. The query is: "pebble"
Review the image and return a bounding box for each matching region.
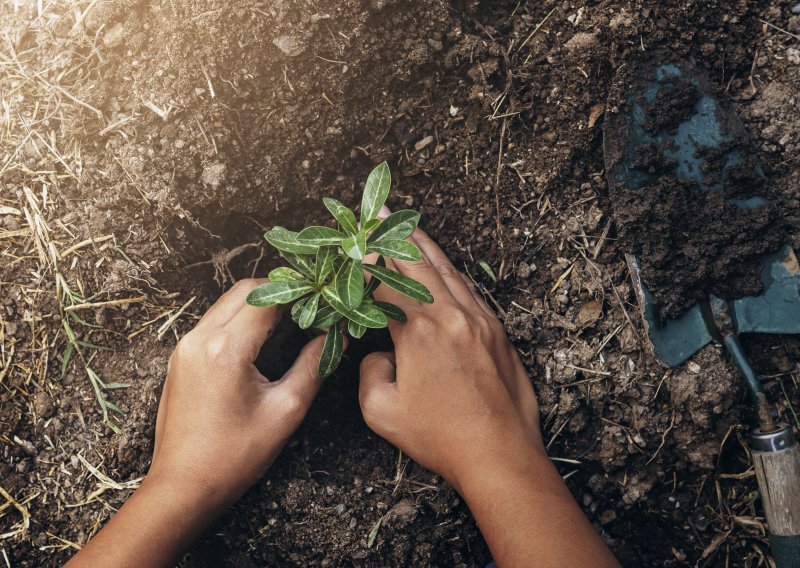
[793,3,800,14]
[333,503,345,516]
[103,23,125,49]
[200,162,227,190]
[414,135,434,151]
[273,35,306,57]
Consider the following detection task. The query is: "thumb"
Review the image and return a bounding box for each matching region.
[273,335,335,418]
[359,351,397,428]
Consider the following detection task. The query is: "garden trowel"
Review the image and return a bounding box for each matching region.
[604,57,800,566]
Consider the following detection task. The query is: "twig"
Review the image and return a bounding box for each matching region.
[646,411,676,465]
[494,118,508,279]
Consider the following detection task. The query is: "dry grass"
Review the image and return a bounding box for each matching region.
[0,2,196,555]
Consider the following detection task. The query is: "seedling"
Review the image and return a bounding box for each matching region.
[247,162,433,377]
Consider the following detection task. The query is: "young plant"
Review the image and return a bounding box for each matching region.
[247,162,433,377]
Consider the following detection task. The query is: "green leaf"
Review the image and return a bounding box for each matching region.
[61,343,74,378]
[342,229,367,260]
[291,296,310,323]
[478,261,497,283]
[348,303,388,328]
[348,319,367,338]
[247,281,314,307]
[296,226,346,246]
[367,239,421,261]
[318,325,344,378]
[322,286,353,317]
[312,305,343,329]
[363,218,381,232]
[364,256,386,295]
[315,245,338,284]
[368,210,420,243]
[336,259,365,310]
[281,252,315,278]
[299,293,321,329]
[269,267,305,282]
[265,227,318,254]
[361,162,391,223]
[373,300,407,322]
[323,197,358,235]
[363,264,433,303]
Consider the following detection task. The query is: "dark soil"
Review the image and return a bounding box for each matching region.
[2,0,800,567]
[604,57,787,319]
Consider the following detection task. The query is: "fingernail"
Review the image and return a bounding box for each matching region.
[378,205,392,218]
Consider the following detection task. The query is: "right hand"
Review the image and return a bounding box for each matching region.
[359,223,544,490]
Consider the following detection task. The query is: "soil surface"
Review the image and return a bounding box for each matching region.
[2,0,800,567]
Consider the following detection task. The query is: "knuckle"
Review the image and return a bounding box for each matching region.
[443,308,472,334]
[358,390,384,425]
[174,331,201,358]
[434,261,459,280]
[204,332,235,362]
[278,390,306,418]
[406,315,437,337]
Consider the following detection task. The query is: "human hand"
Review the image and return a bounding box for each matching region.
[149,278,331,507]
[358,219,543,491]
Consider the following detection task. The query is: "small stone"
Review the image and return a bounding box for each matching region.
[414,135,434,151]
[687,361,701,374]
[174,139,185,149]
[33,391,55,419]
[564,32,598,53]
[577,300,603,327]
[71,455,80,469]
[427,39,443,51]
[103,22,125,48]
[325,486,335,496]
[273,35,306,57]
[349,517,357,529]
[200,162,227,190]
[792,3,800,15]
[14,436,37,457]
[334,503,345,515]
[516,263,531,279]
[599,509,617,524]
[385,499,417,527]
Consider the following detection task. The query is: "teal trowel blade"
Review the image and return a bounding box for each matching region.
[605,58,798,368]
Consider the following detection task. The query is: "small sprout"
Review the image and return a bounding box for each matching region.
[478,261,497,283]
[248,163,433,377]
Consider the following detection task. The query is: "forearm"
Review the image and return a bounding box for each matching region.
[454,445,619,568]
[66,473,222,568]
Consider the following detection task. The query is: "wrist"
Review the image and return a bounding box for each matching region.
[448,437,553,500]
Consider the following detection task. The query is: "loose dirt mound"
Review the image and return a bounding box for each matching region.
[604,58,787,318]
[2,1,799,566]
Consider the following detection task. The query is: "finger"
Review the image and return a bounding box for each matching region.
[359,352,398,431]
[460,273,496,318]
[223,285,283,361]
[387,239,458,310]
[407,227,477,309]
[370,256,428,315]
[197,278,268,329]
[271,334,331,415]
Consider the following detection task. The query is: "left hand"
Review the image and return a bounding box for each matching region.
[67,279,330,568]
[149,278,329,507]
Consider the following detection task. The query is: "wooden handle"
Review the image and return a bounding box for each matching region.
[752,427,800,537]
